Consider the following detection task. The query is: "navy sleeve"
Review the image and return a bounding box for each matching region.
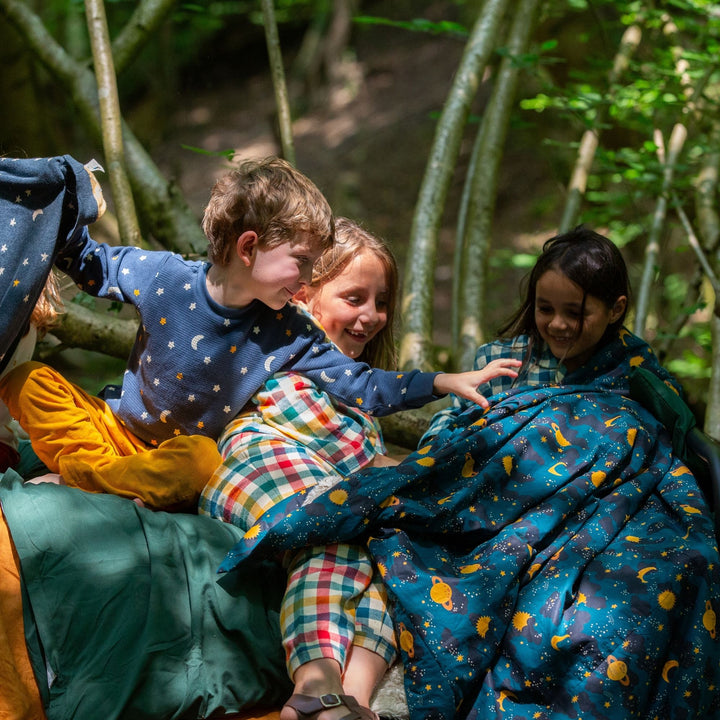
[0,155,102,372]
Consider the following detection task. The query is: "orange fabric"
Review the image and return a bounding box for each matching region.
[0,506,46,720]
[0,362,221,510]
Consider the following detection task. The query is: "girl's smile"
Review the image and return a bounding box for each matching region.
[535,269,626,372]
[304,250,389,358]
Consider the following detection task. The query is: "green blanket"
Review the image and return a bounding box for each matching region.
[0,471,291,720]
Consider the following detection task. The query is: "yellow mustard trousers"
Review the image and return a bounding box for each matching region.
[0,362,221,511]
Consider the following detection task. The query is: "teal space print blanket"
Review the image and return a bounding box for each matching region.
[222,331,720,719]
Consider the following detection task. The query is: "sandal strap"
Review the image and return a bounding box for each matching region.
[284,693,376,720]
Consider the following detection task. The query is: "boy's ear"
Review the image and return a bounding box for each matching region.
[236,231,258,266]
[610,295,628,323]
[293,286,308,303]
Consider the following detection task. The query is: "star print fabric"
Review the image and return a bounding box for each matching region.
[54,216,438,446]
[221,331,719,719]
[0,155,102,373]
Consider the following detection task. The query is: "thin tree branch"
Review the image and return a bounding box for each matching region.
[85,0,142,246]
[673,194,720,302]
[261,0,296,165]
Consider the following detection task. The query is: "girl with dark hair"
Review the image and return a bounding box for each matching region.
[423,225,635,443]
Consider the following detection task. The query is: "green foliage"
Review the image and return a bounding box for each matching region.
[353,15,468,39]
[517,0,720,387]
[181,144,237,161]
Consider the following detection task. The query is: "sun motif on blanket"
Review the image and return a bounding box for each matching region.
[475,616,491,638]
[512,611,531,631]
[328,488,348,505]
[244,524,261,540]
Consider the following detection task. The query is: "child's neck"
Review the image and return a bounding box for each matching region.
[205,263,254,309]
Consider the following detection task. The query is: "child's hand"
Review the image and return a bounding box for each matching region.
[433,358,522,408]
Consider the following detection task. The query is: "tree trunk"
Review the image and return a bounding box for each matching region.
[454,0,541,371]
[399,0,512,370]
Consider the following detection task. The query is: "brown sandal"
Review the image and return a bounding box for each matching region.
[282,693,376,720]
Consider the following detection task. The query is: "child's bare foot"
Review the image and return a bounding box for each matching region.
[25,472,64,485]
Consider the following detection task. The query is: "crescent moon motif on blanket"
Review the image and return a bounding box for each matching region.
[661,660,679,682]
[550,422,571,447]
[497,690,517,712]
[548,462,567,476]
[159,410,171,423]
[264,355,276,372]
[191,334,204,350]
[551,634,570,650]
[637,566,656,583]
[32,208,44,221]
[320,370,336,383]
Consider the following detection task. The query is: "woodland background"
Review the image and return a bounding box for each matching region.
[1,0,719,442]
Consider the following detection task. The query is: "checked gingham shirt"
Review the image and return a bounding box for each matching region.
[421,335,563,443]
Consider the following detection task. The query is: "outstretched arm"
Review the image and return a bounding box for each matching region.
[433,358,522,408]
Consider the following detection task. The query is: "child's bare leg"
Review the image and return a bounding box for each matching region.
[342,646,388,708]
[24,472,64,485]
[369,454,400,468]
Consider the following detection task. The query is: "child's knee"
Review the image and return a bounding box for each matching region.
[0,361,50,407]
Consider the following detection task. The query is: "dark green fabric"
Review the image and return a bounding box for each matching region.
[0,472,291,720]
[628,365,696,458]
